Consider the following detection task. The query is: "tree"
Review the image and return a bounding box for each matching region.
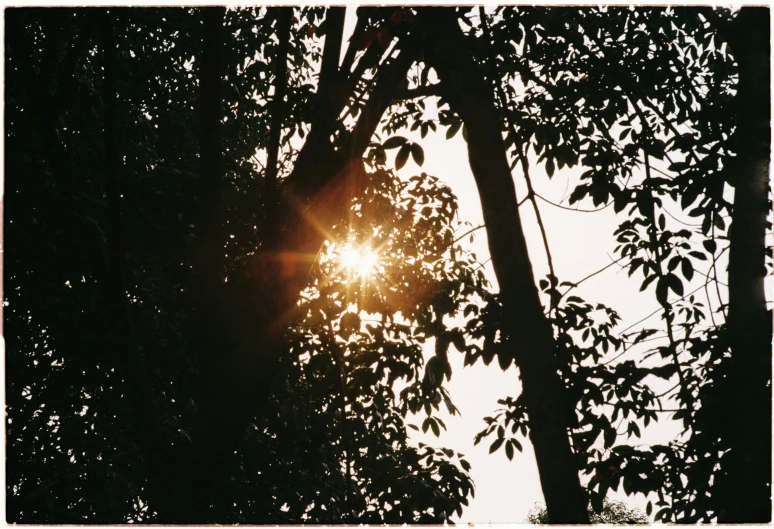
[527,500,649,524]
[711,7,771,523]
[467,5,770,523]
[6,5,770,525]
[6,7,477,522]
[421,9,588,522]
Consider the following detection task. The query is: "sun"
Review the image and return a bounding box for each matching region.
[339,243,379,278]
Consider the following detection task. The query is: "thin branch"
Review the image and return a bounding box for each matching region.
[617,283,706,336]
[710,229,730,320]
[559,255,628,302]
[535,191,610,213]
[265,8,292,211]
[344,21,425,158]
[452,224,486,245]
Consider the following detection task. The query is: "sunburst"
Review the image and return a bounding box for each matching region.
[339,243,379,278]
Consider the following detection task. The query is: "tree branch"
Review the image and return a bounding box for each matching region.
[265,8,292,210]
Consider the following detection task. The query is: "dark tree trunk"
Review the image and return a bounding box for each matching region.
[717,7,772,523]
[422,10,589,524]
[152,9,424,522]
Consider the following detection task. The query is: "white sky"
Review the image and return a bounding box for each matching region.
[393,124,667,523]
[385,88,737,522]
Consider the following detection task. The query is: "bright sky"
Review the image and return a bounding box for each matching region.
[388,99,696,522]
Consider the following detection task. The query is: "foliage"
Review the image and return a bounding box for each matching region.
[464,5,769,524]
[5,7,478,523]
[527,499,649,524]
[6,5,770,524]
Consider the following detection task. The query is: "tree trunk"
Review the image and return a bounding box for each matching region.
[717,7,772,523]
[153,9,424,522]
[422,10,589,524]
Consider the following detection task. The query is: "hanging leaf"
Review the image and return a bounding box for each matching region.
[446,121,462,139]
[395,144,410,170]
[430,418,440,437]
[383,136,407,149]
[681,258,694,281]
[410,143,425,166]
[505,440,514,460]
[546,156,555,177]
[489,438,504,454]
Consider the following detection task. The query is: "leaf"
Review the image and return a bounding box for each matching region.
[383,136,407,149]
[667,273,684,296]
[628,421,641,438]
[655,507,671,522]
[651,363,676,379]
[446,121,462,140]
[712,213,725,230]
[656,277,669,305]
[489,438,504,454]
[639,273,657,292]
[681,258,694,281]
[450,332,466,353]
[430,418,440,437]
[410,143,424,166]
[497,351,513,371]
[604,426,616,448]
[395,144,410,170]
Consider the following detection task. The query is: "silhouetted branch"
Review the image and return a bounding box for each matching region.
[265,8,292,210]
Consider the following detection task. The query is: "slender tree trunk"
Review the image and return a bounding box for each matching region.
[264,8,293,214]
[422,10,589,524]
[717,7,772,523]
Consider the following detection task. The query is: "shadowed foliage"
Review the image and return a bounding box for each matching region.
[5,5,770,524]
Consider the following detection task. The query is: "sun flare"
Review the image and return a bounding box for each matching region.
[339,243,379,278]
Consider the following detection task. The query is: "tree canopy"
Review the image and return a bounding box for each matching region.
[6,5,770,524]
[527,499,649,524]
